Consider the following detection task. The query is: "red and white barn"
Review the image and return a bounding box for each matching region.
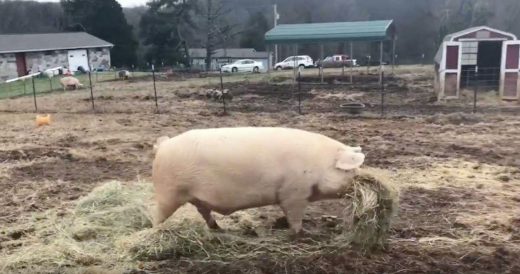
[434,26,520,100]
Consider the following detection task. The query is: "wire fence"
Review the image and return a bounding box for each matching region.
[0,66,518,117]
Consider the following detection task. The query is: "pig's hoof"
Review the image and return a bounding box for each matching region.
[273,217,289,229]
[288,229,309,241]
[209,221,222,230]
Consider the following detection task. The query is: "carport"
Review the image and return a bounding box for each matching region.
[264,20,397,83]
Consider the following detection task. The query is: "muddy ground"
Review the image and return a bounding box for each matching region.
[0,66,519,273]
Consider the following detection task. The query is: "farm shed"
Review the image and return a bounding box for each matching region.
[264,20,397,83]
[189,48,271,71]
[434,26,520,100]
[0,32,113,82]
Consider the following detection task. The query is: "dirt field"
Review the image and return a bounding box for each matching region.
[1,66,519,273]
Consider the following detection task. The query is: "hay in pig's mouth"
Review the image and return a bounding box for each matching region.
[344,169,399,251]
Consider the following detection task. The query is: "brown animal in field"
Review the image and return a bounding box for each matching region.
[36,114,51,127]
[60,76,83,91]
[151,127,366,237]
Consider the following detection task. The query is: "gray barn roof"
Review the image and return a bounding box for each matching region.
[0,32,114,54]
[189,48,269,59]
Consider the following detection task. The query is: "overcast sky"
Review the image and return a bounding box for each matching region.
[35,0,148,7]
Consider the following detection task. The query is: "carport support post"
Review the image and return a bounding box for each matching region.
[391,37,396,74]
[320,44,324,84]
[350,42,353,84]
[267,44,271,76]
[342,43,346,78]
[31,77,38,112]
[379,41,384,84]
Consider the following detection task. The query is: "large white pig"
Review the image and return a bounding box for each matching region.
[152,127,365,237]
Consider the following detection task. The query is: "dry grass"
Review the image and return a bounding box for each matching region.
[423,112,484,125]
[0,169,398,273]
[0,181,153,273]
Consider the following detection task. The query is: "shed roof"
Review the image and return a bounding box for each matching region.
[189,48,269,59]
[0,32,114,54]
[434,26,518,64]
[265,20,395,44]
[442,26,517,42]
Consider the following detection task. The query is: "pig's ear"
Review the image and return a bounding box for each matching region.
[335,148,365,170]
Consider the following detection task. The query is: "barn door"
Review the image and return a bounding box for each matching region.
[440,42,462,99]
[500,41,520,100]
[68,49,90,72]
[15,53,27,77]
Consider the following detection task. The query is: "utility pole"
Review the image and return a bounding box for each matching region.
[273,3,280,63]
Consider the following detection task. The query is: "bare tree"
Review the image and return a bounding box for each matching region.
[202,0,236,71]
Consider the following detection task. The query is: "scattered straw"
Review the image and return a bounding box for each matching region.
[1,170,399,272]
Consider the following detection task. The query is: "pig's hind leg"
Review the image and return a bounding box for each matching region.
[191,199,221,230]
[153,192,188,227]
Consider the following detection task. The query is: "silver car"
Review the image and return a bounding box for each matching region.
[221,59,264,73]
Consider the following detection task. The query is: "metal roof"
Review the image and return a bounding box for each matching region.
[189,48,269,59]
[265,20,395,44]
[0,32,114,54]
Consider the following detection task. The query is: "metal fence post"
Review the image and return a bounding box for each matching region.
[220,68,227,115]
[88,71,95,110]
[298,71,302,115]
[152,64,158,112]
[220,68,224,90]
[473,83,478,114]
[32,77,38,112]
[381,71,385,117]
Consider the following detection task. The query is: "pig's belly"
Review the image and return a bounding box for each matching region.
[189,170,284,215]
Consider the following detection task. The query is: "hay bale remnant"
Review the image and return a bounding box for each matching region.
[346,170,399,251]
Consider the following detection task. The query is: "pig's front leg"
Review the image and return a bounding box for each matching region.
[278,183,311,239]
[280,199,308,239]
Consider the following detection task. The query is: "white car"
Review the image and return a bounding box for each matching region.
[221,59,264,73]
[274,55,314,70]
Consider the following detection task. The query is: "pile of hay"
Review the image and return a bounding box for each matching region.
[0,170,398,272]
[0,181,153,273]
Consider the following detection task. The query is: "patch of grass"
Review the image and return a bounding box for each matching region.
[0,72,121,100]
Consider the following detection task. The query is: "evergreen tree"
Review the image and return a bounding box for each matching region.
[239,11,270,51]
[139,0,195,67]
[61,0,138,67]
